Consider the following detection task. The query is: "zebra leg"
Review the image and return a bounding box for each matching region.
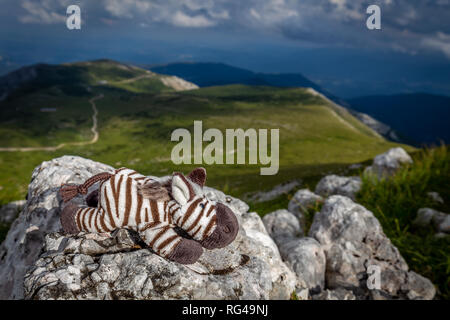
[60,201,81,234]
[138,222,203,264]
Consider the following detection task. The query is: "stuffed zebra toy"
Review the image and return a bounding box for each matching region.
[59,167,238,264]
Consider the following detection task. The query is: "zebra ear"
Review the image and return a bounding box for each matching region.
[171,173,194,205]
[138,181,171,202]
[187,167,207,187]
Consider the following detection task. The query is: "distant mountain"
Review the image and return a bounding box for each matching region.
[150,62,322,91]
[349,93,450,146]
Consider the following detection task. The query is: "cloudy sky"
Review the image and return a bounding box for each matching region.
[0,0,449,97]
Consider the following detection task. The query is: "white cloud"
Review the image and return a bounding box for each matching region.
[19,0,67,24]
[103,0,153,19]
[171,11,216,27]
[247,0,299,26]
[422,32,450,59]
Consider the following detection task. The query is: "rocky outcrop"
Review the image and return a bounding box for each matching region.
[160,76,199,91]
[0,156,296,300]
[364,147,413,178]
[315,175,362,200]
[351,111,400,142]
[0,200,26,225]
[308,196,436,300]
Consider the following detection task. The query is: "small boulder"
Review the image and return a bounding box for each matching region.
[427,192,444,204]
[365,147,413,178]
[315,175,362,200]
[414,208,450,234]
[262,209,303,243]
[287,189,323,227]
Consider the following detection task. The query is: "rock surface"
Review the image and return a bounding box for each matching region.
[311,288,356,300]
[308,195,436,300]
[0,200,26,225]
[1,155,296,300]
[315,175,362,200]
[365,147,413,178]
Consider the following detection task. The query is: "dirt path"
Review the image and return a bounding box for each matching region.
[0,94,103,152]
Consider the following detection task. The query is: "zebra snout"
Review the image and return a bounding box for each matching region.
[200,202,238,250]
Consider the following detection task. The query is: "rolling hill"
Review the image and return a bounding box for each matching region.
[148,62,402,142]
[350,93,450,146]
[0,59,410,205]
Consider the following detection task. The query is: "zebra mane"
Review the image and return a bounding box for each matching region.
[138,168,207,202]
[138,180,171,201]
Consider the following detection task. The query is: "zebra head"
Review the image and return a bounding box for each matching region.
[171,168,239,249]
